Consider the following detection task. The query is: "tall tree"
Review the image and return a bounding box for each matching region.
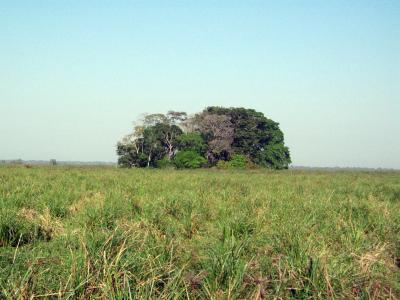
[117,112,184,167]
[166,111,187,125]
[176,132,206,155]
[203,107,291,169]
[198,112,234,163]
[152,123,183,159]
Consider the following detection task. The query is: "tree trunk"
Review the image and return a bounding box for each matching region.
[147,149,152,167]
[168,144,173,160]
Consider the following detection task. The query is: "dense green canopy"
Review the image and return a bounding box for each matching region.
[117,107,291,169]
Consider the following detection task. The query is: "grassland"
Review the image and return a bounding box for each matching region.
[0,166,399,299]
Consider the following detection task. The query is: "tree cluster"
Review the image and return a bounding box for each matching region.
[117,107,291,169]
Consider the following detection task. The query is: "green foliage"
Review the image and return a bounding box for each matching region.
[173,150,206,169]
[156,157,175,169]
[176,133,206,154]
[254,143,291,169]
[228,154,247,168]
[204,106,291,169]
[216,155,248,169]
[117,122,183,168]
[216,160,230,169]
[117,107,291,169]
[0,166,399,298]
[117,144,148,168]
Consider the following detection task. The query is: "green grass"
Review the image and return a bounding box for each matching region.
[0,165,399,299]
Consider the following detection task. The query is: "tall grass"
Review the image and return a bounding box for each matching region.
[0,165,399,299]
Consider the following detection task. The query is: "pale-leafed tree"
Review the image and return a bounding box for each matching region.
[198,113,234,162]
[143,113,169,127]
[180,114,201,133]
[121,124,145,155]
[166,111,187,125]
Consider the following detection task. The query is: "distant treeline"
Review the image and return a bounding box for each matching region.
[117,106,291,169]
[0,160,115,166]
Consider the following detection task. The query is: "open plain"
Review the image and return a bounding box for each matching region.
[0,166,399,299]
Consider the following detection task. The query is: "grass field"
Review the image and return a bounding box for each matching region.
[0,166,399,299]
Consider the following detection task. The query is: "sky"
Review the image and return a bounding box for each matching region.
[1,1,399,168]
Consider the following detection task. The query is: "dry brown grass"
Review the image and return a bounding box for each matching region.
[68,192,104,214]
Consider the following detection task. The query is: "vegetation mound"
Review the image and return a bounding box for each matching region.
[117,107,291,169]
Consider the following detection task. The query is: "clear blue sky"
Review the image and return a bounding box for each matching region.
[1,1,399,168]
